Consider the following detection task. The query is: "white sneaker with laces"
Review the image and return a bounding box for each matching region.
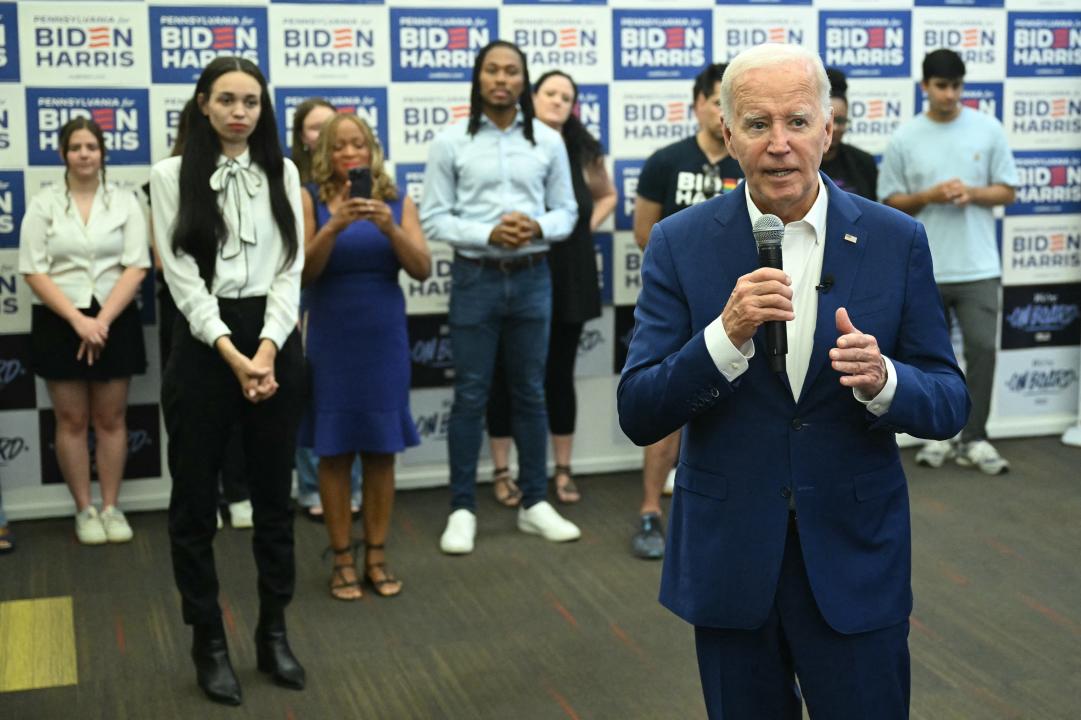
[75,506,107,545]
[228,500,254,529]
[440,509,476,555]
[915,439,955,468]
[100,505,134,543]
[663,468,676,496]
[955,440,1010,475]
[518,500,581,543]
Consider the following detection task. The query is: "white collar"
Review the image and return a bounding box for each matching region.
[745,175,829,244]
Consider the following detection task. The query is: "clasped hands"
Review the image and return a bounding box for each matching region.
[218,337,279,404]
[925,177,971,207]
[489,211,541,248]
[73,313,109,366]
[721,268,887,397]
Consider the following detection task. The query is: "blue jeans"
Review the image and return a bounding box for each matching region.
[448,257,552,511]
[295,446,361,508]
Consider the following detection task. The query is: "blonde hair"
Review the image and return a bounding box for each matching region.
[310,113,398,204]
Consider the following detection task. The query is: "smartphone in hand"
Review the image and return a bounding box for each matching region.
[348,167,372,199]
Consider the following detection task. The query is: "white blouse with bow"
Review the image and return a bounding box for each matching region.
[149,151,304,350]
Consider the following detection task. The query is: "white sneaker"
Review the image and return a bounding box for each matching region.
[440,509,476,555]
[228,500,254,529]
[915,439,955,468]
[956,440,1010,475]
[75,506,107,545]
[663,468,676,496]
[518,500,581,543]
[100,505,134,543]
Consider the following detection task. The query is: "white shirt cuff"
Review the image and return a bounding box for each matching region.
[704,316,754,382]
[854,356,897,416]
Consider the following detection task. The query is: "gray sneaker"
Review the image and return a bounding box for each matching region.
[631,513,665,560]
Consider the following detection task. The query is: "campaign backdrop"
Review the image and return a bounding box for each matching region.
[0,0,1078,518]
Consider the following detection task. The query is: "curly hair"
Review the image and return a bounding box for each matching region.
[309,113,398,204]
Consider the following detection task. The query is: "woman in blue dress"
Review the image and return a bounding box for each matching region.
[300,114,430,601]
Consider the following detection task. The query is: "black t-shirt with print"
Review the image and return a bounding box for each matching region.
[637,136,745,220]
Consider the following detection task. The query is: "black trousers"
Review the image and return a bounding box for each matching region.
[159,273,248,504]
[163,297,304,626]
[487,320,584,437]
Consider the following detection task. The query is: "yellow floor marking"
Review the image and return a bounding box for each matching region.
[0,596,78,692]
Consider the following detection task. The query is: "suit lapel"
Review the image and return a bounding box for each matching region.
[801,178,866,402]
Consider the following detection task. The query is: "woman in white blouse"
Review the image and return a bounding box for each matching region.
[18,117,150,546]
[150,57,305,706]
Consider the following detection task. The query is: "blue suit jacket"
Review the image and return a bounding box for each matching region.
[617,175,970,635]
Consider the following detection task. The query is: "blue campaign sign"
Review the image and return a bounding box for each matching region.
[0,3,20,82]
[26,88,150,166]
[576,84,608,154]
[613,10,711,81]
[594,232,614,307]
[395,162,426,208]
[150,6,270,84]
[614,159,644,232]
[1007,150,1081,217]
[391,8,497,83]
[1007,13,1081,78]
[914,82,1003,122]
[275,87,389,161]
[0,171,24,248]
[820,11,911,79]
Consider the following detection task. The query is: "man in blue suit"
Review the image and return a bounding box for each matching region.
[617,43,970,719]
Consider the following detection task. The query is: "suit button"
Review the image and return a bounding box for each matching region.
[791,418,803,430]
[710,387,720,397]
[780,487,792,499]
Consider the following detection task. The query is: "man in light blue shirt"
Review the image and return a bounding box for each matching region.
[421,40,581,554]
[879,49,1018,475]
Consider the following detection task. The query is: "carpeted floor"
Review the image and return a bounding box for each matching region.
[1,436,1078,719]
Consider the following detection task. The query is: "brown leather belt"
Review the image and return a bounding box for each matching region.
[454,252,547,273]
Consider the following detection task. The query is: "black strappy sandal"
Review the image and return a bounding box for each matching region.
[363,543,402,598]
[322,543,362,601]
[492,466,522,508]
[553,464,580,505]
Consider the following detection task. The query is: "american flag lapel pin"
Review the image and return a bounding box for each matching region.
[843,233,858,244]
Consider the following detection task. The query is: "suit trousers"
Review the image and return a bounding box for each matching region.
[162,297,304,626]
[694,516,910,720]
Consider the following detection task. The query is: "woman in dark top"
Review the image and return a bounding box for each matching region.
[821,67,879,201]
[486,70,617,505]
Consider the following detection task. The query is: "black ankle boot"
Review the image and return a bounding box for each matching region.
[255,611,306,690]
[191,621,242,706]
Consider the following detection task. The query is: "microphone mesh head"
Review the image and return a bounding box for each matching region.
[752,214,785,248]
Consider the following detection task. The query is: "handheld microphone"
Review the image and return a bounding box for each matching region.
[752,214,787,373]
[816,275,834,293]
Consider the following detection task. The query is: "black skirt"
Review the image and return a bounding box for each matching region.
[31,298,147,381]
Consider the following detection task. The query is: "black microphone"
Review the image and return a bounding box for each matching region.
[816,274,834,293]
[752,214,787,373]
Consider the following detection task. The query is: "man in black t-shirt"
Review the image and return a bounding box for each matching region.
[629,63,744,561]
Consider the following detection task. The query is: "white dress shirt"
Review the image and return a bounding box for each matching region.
[18,182,150,307]
[703,179,897,413]
[150,151,304,349]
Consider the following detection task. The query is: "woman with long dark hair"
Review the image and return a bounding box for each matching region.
[299,113,429,600]
[19,117,149,545]
[486,69,616,505]
[150,56,305,706]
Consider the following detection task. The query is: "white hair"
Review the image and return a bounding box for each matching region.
[720,43,831,124]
